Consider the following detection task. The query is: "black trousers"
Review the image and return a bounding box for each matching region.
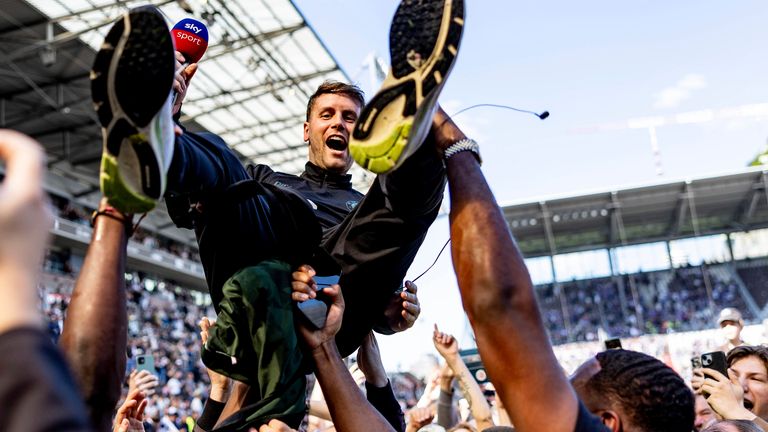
[166,131,446,355]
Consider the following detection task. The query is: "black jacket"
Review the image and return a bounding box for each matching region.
[247,162,364,233]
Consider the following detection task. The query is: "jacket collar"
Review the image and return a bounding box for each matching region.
[301,162,353,189]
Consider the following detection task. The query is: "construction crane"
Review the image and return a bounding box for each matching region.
[575,103,768,176]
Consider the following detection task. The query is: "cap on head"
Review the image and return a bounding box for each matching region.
[718,308,743,326]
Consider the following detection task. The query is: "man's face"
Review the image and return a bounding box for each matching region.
[304,93,360,174]
[694,394,717,431]
[720,320,742,341]
[731,355,768,420]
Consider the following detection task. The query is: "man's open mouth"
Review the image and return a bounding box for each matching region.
[326,136,347,151]
[744,399,755,411]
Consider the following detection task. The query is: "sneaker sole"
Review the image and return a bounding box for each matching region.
[349,0,465,174]
[91,6,174,213]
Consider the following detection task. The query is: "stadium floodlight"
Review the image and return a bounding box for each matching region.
[39,45,57,67]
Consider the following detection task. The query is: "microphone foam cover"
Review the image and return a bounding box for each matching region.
[171,18,209,63]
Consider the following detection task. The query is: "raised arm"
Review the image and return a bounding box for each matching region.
[357,331,406,432]
[432,324,493,431]
[438,109,579,432]
[292,265,395,432]
[59,196,133,430]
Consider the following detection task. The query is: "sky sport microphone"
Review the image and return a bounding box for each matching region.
[171,18,209,64]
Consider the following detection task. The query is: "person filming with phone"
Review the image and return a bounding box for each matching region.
[693,346,768,430]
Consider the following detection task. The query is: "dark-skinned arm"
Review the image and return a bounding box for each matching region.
[438,108,579,432]
[292,265,396,432]
[59,196,131,430]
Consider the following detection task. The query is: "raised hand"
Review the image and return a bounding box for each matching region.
[357,331,388,388]
[128,369,159,397]
[292,265,345,351]
[0,130,53,334]
[698,367,754,421]
[172,50,198,115]
[199,317,231,401]
[113,388,147,432]
[432,324,459,359]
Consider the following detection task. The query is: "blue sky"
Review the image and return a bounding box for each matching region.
[293,0,768,371]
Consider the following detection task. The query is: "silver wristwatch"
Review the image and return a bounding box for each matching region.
[443,138,482,165]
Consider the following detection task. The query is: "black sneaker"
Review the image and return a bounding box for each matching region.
[91,6,176,213]
[349,0,465,173]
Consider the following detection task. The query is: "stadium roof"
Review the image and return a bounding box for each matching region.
[503,167,768,258]
[1,0,371,245]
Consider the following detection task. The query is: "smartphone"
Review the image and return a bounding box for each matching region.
[691,356,702,369]
[136,354,156,374]
[604,338,623,350]
[296,274,340,329]
[314,275,340,290]
[700,351,728,377]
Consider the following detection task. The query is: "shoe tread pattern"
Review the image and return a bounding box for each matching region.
[114,9,175,128]
[349,0,464,175]
[389,0,445,79]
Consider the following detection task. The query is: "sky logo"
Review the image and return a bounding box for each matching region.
[184,22,202,34]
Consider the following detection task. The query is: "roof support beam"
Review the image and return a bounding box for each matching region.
[666,185,689,237]
[204,23,305,61]
[539,202,558,257]
[73,185,99,198]
[183,68,334,107]
[226,117,305,150]
[0,72,89,100]
[211,113,304,138]
[686,181,701,237]
[732,177,764,228]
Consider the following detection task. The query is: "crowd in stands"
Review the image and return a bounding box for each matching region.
[49,193,202,264]
[36,237,768,431]
[40,270,216,431]
[35,255,768,432]
[537,264,756,344]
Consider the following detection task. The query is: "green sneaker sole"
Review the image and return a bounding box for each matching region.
[349,0,464,174]
[349,120,412,173]
[100,151,157,214]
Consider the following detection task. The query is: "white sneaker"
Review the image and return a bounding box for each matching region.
[91,6,175,213]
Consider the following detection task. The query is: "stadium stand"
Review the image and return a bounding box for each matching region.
[736,258,768,310]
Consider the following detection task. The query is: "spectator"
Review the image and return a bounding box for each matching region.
[702,419,763,432]
[718,308,748,353]
[693,345,768,430]
[695,393,719,431]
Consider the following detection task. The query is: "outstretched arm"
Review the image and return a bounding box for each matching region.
[59,196,131,430]
[292,265,395,432]
[432,324,493,431]
[358,331,406,432]
[438,109,579,432]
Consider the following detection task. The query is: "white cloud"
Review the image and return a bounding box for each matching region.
[653,74,708,109]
